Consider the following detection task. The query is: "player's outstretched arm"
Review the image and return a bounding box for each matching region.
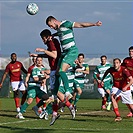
[74,21,102,28]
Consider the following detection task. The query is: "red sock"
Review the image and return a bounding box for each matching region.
[102,99,106,105]
[114,108,121,117]
[36,97,40,104]
[65,100,71,107]
[43,103,46,109]
[14,97,20,108]
[52,103,58,113]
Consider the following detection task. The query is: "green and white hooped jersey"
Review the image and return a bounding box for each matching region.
[28,66,46,87]
[93,63,112,82]
[60,66,75,88]
[74,63,89,84]
[57,20,76,51]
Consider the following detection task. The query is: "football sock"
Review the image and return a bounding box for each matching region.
[102,98,106,106]
[36,97,40,104]
[74,94,80,105]
[14,97,20,108]
[20,102,29,113]
[114,108,120,117]
[59,71,69,92]
[46,103,53,114]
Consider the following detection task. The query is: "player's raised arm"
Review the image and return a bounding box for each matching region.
[73,21,102,28]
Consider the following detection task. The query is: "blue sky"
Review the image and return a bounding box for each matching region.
[0,0,132,58]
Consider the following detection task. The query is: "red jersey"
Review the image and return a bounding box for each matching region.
[47,38,61,70]
[28,64,35,74]
[122,57,133,76]
[107,66,131,90]
[5,61,24,82]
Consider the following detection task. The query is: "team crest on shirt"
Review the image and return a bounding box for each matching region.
[17,64,20,67]
[12,66,14,69]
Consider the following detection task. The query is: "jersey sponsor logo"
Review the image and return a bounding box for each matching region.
[11,68,20,72]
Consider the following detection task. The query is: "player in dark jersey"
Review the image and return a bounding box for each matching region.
[0,53,27,112]
[101,58,133,122]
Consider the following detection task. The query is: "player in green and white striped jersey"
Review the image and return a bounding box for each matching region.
[73,53,89,111]
[46,16,102,125]
[93,55,113,111]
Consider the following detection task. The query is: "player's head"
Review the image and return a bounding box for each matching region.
[129,46,133,58]
[100,55,107,65]
[36,56,43,67]
[40,29,52,44]
[46,16,59,30]
[10,53,17,62]
[113,58,121,70]
[77,53,84,63]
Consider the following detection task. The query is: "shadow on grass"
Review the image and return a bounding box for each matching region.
[0,125,101,133]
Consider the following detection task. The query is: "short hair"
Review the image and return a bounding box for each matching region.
[100,55,107,60]
[129,46,133,51]
[46,16,56,25]
[113,58,121,63]
[40,29,52,38]
[78,53,84,58]
[11,53,16,57]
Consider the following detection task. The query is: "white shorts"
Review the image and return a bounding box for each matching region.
[40,85,47,94]
[98,88,106,97]
[11,81,26,91]
[49,70,56,90]
[111,87,133,104]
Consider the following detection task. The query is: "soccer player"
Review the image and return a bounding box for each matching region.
[39,65,76,125]
[73,53,89,111]
[122,46,133,117]
[0,53,27,112]
[16,56,50,119]
[30,29,61,94]
[46,16,102,121]
[93,55,112,111]
[101,58,133,121]
[25,56,48,113]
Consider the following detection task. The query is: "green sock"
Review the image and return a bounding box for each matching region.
[46,103,53,114]
[74,94,80,105]
[59,71,69,92]
[106,93,111,103]
[20,102,29,113]
[69,98,74,103]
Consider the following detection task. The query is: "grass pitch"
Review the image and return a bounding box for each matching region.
[0,98,133,133]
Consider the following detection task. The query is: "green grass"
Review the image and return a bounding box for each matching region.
[0,98,133,133]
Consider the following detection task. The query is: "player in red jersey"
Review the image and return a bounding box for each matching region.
[31,29,61,94]
[0,53,27,112]
[30,29,62,121]
[101,58,133,121]
[122,46,133,117]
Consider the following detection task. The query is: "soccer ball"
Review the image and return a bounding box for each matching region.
[26,3,39,15]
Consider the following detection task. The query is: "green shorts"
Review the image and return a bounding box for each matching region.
[58,86,73,94]
[27,86,45,99]
[58,46,78,71]
[104,81,113,91]
[74,80,84,90]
